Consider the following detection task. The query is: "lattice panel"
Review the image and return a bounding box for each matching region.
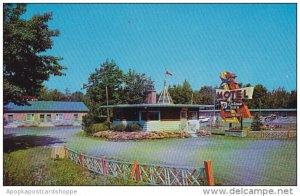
[81,155,104,175]
[105,160,134,179]
[248,131,261,138]
[65,148,208,186]
[138,164,206,186]
[264,131,287,139]
[248,131,296,140]
[67,149,81,165]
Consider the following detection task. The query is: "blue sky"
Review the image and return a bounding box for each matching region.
[24,4,296,93]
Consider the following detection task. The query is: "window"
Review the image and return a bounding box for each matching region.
[8,114,14,122]
[26,113,34,121]
[140,111,160,121]
[73,114,79,119]
[180,111,187,119]
[115,111,121,120]
[47,114,52,122]
[39,114,45,122]
[188,111,198,120]
[56,114,63,120]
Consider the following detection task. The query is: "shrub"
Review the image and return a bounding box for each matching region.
[251,114,263,131]
[82,113,96,131]
[113,124,126,132]
[125,123,142,132]
[82,113,111,135]
[92,123,110,132]
[103,121,112,129]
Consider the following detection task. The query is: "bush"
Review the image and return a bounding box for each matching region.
[103,121,112,129]
[251,114,263,131]
[82,113,96,131]
[125,123,142,132]
[82,113,112,135]
[113,124,126,132]
[92,123,110,132]
[86,123,111,135]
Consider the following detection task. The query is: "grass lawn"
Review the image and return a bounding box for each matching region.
[70,133,296,185]
[4,126,296,186]
[4,147,138,186]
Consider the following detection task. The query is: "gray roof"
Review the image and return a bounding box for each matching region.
[199,108,296,112]
[4,101,89,112]
[101,104,214,109]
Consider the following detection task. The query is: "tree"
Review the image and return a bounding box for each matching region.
[248,84,270,109]
[250,114,263,131]
[270,87,289,108]
[3,4,66,105]
[122,69,154,104]
[38,88,67,101]
[287,90,297,108]
[64,88,71,101]
[169,80,193,104]
[38,87,85,102]
[70,91,85,102]
[84,59,123,117]
[192,90,202,104]
[197,86,215,105]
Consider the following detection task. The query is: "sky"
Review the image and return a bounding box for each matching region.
[23,4,296,93]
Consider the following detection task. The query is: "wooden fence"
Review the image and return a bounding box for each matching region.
[247,129,296,140]
[63,147,214,186]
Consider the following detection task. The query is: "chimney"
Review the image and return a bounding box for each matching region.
[147,90,157,104]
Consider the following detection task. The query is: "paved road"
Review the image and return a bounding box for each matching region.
[4,126,296,186]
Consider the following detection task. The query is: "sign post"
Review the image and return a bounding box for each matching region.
[217,72,254,136]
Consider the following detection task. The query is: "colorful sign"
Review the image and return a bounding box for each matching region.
[216,87,254,100]
[217,72,253,123]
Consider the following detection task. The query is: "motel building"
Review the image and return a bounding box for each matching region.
[102,83,296,132]
[199,108,297,118]
[102,86,214,132]
[3,101,88,128]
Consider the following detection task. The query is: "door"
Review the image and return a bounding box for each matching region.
[8,114,13,123]
[188,111,199,133]
[180,111,188,131]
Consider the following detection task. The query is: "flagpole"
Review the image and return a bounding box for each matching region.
[164,68,166,104]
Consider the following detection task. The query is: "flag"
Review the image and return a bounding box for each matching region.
[165,71,173,76]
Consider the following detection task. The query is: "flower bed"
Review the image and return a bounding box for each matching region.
[196,130,211,137]
[92,131,192,140]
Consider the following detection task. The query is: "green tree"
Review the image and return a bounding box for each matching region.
[192,90,202,104]
[248,84,270,109]
[197,86,215,105]
[70,91,85,102]
[38,87,84,102]
[84,59,123,118]
[270,87,290,108]
[250,114,263,131]
[38,88,67,101]
[169,80,193,104]
[287,90,297,108]
[122,69,154,104]
[3,4,66,105]
[64,88,71,101]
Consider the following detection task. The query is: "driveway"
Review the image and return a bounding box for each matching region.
[4,126,296,186]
